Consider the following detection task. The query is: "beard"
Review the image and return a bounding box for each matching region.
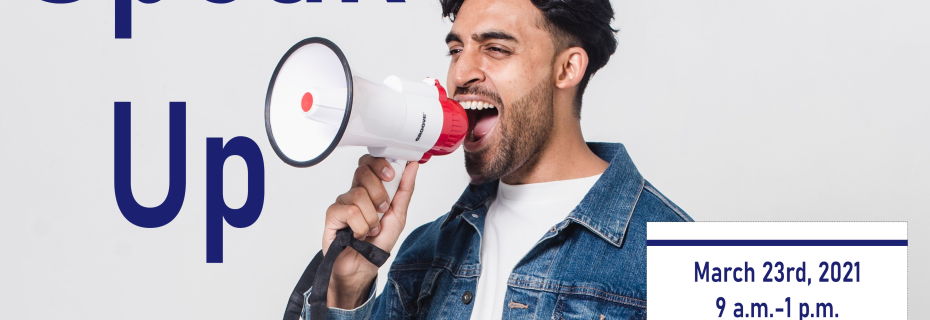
[464,78,554,184]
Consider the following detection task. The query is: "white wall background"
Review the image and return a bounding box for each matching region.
[0,0,926,319]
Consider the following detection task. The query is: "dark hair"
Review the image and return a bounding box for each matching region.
[440,0,618,114]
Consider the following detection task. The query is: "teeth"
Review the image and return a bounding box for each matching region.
[459,101,496,110]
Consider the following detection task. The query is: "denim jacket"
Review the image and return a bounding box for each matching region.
[306,142,693,319]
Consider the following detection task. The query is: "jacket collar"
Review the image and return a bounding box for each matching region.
[441,142,644,247]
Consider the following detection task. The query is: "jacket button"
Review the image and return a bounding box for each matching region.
[462,291,473,305]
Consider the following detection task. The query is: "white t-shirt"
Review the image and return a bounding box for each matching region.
[469,174,602,320]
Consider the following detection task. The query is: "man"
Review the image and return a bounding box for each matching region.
[308,0,692,319]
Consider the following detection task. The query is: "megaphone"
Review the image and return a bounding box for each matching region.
[265,37,468,213]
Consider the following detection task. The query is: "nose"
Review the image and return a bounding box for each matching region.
[451,47,485,89]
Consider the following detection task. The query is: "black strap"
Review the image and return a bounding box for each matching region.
[283,228,391,320]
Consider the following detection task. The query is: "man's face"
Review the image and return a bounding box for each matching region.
[446,0,558,184]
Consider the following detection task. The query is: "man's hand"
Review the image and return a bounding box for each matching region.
[322,155,418,310]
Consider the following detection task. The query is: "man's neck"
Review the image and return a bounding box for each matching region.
[501,118,608,185]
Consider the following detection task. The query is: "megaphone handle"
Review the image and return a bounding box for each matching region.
[380,158,407,220]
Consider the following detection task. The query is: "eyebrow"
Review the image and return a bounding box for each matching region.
[445,32,462,44]
[473,30,518,43]
[445,30,519,44]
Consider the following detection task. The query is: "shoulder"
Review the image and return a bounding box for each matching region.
[635,180,693,222]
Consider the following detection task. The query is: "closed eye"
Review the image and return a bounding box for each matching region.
[485,45,512,58]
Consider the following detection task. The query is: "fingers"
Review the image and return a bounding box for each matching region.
[358,155,397,182]
[352,165,391,215]
[330,187,381,239]
[386,161,419,223]
[397,161,419,193]
[344,205,374,240]
[323,155,415,257]
[363,161,418,253]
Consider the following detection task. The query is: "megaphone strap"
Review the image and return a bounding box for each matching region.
[283,228,390,320]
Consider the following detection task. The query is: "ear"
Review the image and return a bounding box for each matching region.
[553,47,588,90]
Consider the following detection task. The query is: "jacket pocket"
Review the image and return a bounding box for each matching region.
[553,294,646,320]
[388,266,444,317]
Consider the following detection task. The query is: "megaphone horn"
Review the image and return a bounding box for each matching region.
[265,37,468,207]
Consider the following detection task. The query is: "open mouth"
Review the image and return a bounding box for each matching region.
[458,99,500,151]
